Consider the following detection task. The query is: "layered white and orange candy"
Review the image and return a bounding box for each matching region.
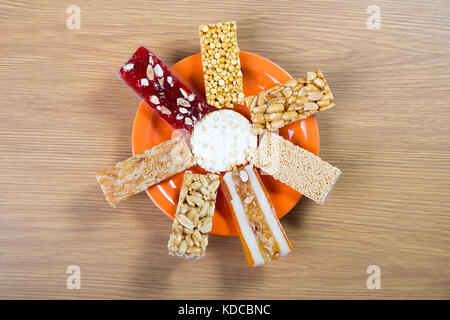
[221,164,292,266]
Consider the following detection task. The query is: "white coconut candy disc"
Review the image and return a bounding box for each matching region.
[190,110,257,172]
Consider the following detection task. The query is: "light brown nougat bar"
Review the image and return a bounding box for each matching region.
[96,136,195,207]
[199,21,244,109]
[250,132,341,204]
[245,70,335,133]
[168,171,220,259]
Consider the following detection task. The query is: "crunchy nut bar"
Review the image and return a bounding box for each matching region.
[250,132,341,205]
[168,171,220,259]
[245,70,335,133]
[222,164,292,267]
[119,46,213,132]
[199,21,244,109]
[96,136,195,207]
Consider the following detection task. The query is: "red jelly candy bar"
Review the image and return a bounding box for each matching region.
[119,46,213,132]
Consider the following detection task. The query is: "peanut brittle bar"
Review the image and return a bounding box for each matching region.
[119,46,213,132]
[245,70,335,133]
[96,136,195,207]
[199,21,244,109]
[250,132,341,204]
[222,164,292,266]
[168,171,220,259]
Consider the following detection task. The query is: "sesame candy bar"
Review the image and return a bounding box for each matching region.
[199,21,244,109]
[250,132,341,204]
[119,46,213,132]
[222,164,292,267]
[168,172,220,259]
[96,136,195,207]
[245,70,335,133]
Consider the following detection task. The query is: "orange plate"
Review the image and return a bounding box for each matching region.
[132,51,320,236]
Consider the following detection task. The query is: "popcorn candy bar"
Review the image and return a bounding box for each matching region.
[168,171,220,259]
[96,136,195,207]
[199,21,244,109]
[250,132,341,204]
[222,164,292,266]
[119,46,213,132]
[245,70,335,133]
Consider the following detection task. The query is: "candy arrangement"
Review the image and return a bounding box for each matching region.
[97,21,342,267]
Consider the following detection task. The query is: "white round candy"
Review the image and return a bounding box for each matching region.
[190,110,257,172]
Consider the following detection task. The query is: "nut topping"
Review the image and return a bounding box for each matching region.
[177,215,194,229]
[154,64,163,77]
[177,98,190,108]
[240,170,249,182]
[150,95,160,105]
[179,88,188,99]
[146,65,154,80]
[123,63,134,71]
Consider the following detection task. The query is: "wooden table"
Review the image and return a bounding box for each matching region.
[1,0,449,299]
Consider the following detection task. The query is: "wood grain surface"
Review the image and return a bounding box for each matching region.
[1,0,449,299]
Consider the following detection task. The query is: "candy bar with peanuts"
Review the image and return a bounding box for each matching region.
[199,21,244,109]
[168,171,220,259]
[222,164,293,266]
[119,46,213,132]
[96,136,195,207]
[245,70,335,133]
[250,131,341,204]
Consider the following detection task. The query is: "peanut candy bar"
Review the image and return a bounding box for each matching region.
[250,132,341,204]
[245,70,335,133]
[222,164,292,267]
[119,46,213,132]
[96,136,195,207]
[199,21,244,109]
[168,171,220,259]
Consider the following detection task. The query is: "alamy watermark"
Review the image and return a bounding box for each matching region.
[66,5,81,30]
[366,265,381,289]
[366,5,381,30]
[66,265,81,289]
